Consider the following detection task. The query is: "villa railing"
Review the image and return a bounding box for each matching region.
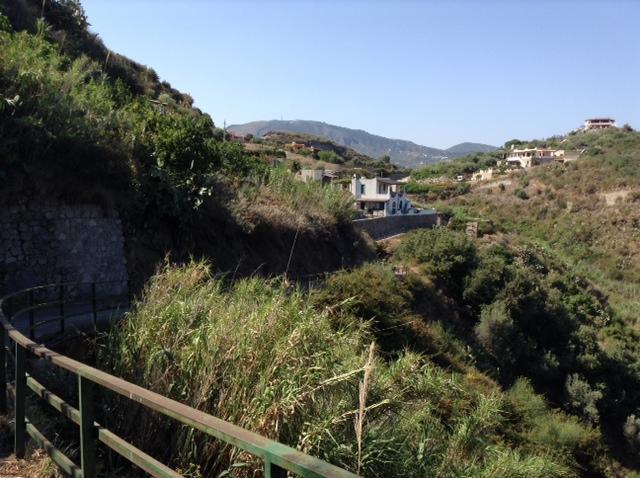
[0,283,359,478]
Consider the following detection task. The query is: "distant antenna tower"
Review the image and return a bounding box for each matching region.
[223,119,226,142]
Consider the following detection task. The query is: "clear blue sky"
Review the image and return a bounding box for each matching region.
[82,0,639,149]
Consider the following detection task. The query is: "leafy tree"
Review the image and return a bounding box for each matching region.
[504,139,523,149]
[318,150,344,164]
[475,300,519,368]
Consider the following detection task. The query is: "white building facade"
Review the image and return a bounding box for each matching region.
[349,176,415,217]
[506,147,558,168]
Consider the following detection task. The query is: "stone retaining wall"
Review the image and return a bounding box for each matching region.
[0,199,128,294]
[353,213,440,241]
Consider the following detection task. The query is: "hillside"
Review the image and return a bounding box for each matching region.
[229,119,497,168]
[437,128,640,322]
[404,128,640,473]
[3,2,640,478]
[257,131,405,177]
[446,141,499,157]
[0,1,373,288]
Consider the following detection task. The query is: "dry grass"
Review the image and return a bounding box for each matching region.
[0,450,62,478]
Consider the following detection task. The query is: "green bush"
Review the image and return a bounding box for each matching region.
[623,414,640,452]
[310,263,415,351]
[474,300,518,367]
[318,150,344,164]
[564,374,602,424]
[463,246,513,308]
[395,227,478,295]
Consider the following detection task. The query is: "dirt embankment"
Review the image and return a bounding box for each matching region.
[125,198,375,292]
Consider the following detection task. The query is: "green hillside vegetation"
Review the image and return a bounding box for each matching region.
[229,120,497,168]
[103,261,598,478]
[3,2,640,477]
[412,150,504,181]
[0,2,369,283]
[438,128,640,321]
[260,131,404,177]
[3,0,198,112]
[412,128,640,474]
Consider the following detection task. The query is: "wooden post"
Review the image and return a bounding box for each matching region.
[264,460,287,478]
[14,344,26,458]
[79,376,97,478]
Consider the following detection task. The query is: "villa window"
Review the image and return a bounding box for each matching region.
[360,184,365,195]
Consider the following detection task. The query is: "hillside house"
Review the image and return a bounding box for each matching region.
[296,169,339,184]
[552,149,583,164]
[349,176,416,217]
[506,147,557,168]
[473,168,495,181]
[584,118,615,130]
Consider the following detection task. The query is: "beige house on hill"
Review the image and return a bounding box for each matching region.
[505,147,583,169]
[584,118,615,130]
[506,147,557,168]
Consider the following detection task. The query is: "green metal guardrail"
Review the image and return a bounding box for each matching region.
[0,283,360,478]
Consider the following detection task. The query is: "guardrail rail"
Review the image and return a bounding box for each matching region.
[0,282,359,478]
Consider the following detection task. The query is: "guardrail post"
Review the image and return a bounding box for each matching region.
[28,290,35,340]
[0,327,6,414]
[59,284,65,333]
[14,343,26,458]
[265,460,287,478]
[91,283,98,329]
[79,375,97,478]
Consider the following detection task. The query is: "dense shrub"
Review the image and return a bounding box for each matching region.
[564,374,602,424]
[395,228,477,295]
[317,150,344,164]
[463,246,513,309]
[623,414,640,452]
[310,263,415,350]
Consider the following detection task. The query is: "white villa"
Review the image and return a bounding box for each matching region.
[584,118,615,130]
[349,176,417,217]
[505,147,583,169]
[296,168,339,184]
[506,147,558,168]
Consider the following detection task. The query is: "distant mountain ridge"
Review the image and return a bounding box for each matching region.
[228,120,497,168]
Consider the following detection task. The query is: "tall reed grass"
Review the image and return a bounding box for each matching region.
[102,261,582,477]
[232,167,356,230]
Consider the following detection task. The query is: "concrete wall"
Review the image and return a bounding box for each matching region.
[0,199,128,294]
[353,213,439,241]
